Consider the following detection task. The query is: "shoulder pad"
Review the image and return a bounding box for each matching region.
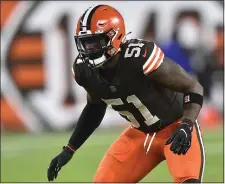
[120,39,164,75]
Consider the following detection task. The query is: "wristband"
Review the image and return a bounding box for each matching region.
[184,93,203,107]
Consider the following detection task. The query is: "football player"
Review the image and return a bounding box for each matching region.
[47,5,205,183]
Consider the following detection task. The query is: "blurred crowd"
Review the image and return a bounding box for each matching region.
[1,1,223,132]
[142,9,224,127]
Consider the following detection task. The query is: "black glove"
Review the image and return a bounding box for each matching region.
[47,146,75,181]
[165,120,193,155]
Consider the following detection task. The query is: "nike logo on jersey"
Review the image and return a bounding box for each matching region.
[142,48,147,57]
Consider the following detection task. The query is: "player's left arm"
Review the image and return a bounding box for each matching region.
[143,42,203,155]
[148,56,203,123]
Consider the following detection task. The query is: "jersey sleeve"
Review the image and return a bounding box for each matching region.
[72,57,84,86]
[142,42,164,75]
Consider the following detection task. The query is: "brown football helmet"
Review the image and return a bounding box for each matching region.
[74,5,126,67]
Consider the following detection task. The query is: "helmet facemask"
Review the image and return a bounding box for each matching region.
[75,31,111,67]
[74,29,120,68]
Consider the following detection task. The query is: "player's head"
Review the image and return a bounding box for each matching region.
[74,5,126,67]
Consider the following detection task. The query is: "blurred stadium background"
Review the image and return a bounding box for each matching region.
[1,1,224,182]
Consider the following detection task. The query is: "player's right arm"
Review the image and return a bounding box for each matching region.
[69,58,107,150]
[67,93,107,150]
[47,61,107,182]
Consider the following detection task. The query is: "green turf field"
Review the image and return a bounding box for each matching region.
[1,127,224,182]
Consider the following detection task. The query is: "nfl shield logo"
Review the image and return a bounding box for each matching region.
[109,86,117,92]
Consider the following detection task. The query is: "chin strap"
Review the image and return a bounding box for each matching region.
[88,54,107,67]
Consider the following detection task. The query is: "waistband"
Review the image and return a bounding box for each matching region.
[135,118,182,134]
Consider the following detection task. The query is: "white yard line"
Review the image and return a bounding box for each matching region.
[1,140,223,158]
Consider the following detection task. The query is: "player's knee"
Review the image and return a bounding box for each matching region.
[182,178,201,183]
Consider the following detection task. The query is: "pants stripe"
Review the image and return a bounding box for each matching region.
[194,120,205,182]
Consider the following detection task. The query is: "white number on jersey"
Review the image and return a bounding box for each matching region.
[102,95,159,128]
[124,43,144,58]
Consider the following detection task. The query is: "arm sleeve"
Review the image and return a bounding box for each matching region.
[142,42,165,75]
[68,100,107,150]
[72,56,88,86]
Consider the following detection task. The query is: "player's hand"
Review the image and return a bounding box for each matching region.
[165,121,193,155]
[47,146,75,181]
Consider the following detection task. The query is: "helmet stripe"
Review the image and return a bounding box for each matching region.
[81,5,103,32]
[81,6,95,31]
[79,12,86,31]
[86,5,103,31]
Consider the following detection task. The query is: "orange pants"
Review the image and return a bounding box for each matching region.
[93,121,205,183]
